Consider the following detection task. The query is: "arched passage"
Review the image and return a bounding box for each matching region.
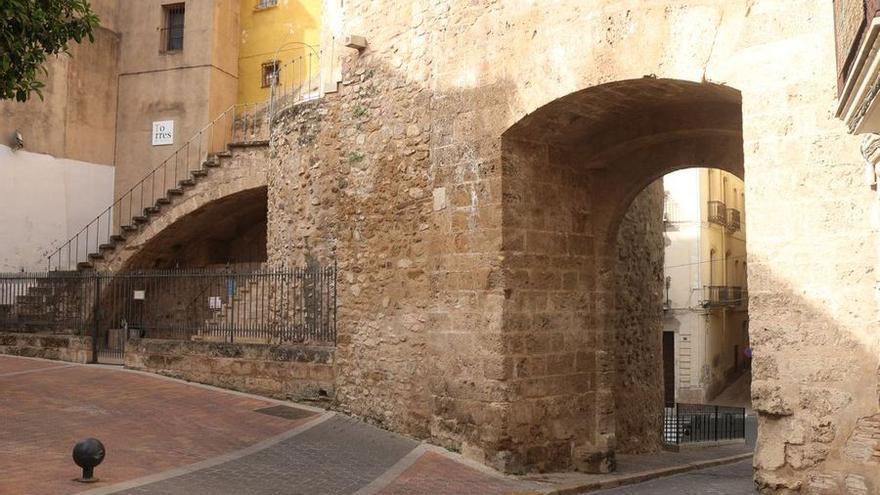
[119,186,268,270]
[498,78,744,473]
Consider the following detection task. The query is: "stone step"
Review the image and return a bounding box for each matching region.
[110,234,126,242]
[178,179,196,187]
[27,286,54,296]
[167,188,184,196]
[203,159,221,168]
[133,215,149,224]
[99,243,116,251]
[15,294,43,305]
[77,261,94,271]
[88,252,104,260]
[121,225,138,233]
[144,206,160,215]
[191,169,208,178]
[156,197,171,205]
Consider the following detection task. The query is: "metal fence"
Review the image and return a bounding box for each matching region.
[0,265,337,362]
[663,403,746,445]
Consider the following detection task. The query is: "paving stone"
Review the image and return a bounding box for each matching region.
[109,416,419,495]
[591,459,755,494]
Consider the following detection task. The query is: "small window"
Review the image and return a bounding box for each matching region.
[256,0,278,8]
[261,61,280,88]
[162,3,185,52]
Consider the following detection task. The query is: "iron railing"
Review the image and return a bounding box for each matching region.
[0,265,337,349]
[0,272,97,334]
[707,200,726,226]
[663,403,746,445]
[268,44,322,121]
[703,286,747,308]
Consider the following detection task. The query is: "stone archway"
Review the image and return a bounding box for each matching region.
[119,185,268,270]
[497,78,744,473]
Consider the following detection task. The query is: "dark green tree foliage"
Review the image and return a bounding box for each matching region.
[0,0,99,101]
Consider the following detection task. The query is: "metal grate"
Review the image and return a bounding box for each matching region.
[162,4,185,52]
[254,405,315,420]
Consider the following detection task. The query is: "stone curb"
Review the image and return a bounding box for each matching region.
[535,452,753,495]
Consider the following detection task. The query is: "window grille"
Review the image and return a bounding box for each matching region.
[162,4,185,52]
[262,61,280,88]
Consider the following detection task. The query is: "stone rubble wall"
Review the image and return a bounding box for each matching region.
[612,181,665,455]
[0,332,91,363]
[124,338,334,403]
[259,0,880,485]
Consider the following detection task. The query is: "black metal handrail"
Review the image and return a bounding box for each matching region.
[663,403,746,445]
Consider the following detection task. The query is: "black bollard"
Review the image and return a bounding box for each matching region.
[72,438,105,483]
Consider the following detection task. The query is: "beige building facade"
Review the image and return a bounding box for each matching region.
[663,168,749,405]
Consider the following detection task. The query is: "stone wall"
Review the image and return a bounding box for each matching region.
[268,65,436,442]
[612,181,665,455]
[0,333,91,364]
[258,0,880,484]
[124,339,334,403]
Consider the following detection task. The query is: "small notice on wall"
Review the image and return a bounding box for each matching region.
[152,120,174,146]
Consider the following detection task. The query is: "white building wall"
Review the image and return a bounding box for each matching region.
[0,145,114,272]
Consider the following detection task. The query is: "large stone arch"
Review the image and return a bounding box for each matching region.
[497,78,744,472]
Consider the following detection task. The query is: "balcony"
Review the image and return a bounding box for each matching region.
[707,201,726,227]
[726,208,741,232]
[703,286,747,309]
[835,0,880,132]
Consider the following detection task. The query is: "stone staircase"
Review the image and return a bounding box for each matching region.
[45,102,271,272]
[80,148,239,271]
[0,274,90,334]
[196,276,272,344]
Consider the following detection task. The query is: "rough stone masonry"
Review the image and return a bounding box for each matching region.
[258,0,880,491]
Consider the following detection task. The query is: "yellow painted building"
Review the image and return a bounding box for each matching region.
[238,0,321,105]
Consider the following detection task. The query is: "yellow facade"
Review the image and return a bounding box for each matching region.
[238,0,321,105]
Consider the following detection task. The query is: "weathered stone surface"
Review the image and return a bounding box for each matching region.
[843,414,880,464]
[124,338,334,403]
[0,332,91,363]
[612,181,665,454]
[752,380,794,416]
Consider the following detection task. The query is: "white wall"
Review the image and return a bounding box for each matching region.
[0,144,114,272]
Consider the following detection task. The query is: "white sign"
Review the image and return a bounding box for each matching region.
[209,296,222,310]
[152,120,174,146]
[133,290,146,300]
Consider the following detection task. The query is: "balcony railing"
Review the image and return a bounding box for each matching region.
[726,208,741,232]
[707,200,726,226]
[703,286,747,309]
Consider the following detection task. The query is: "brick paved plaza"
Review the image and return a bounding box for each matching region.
[0,355,753,494]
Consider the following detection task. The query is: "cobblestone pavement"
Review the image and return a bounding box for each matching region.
[591,459,755,494]
[110,415,419,495]
[1,355,753,495]
[0,356,314,495]
[377,451,544,495]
